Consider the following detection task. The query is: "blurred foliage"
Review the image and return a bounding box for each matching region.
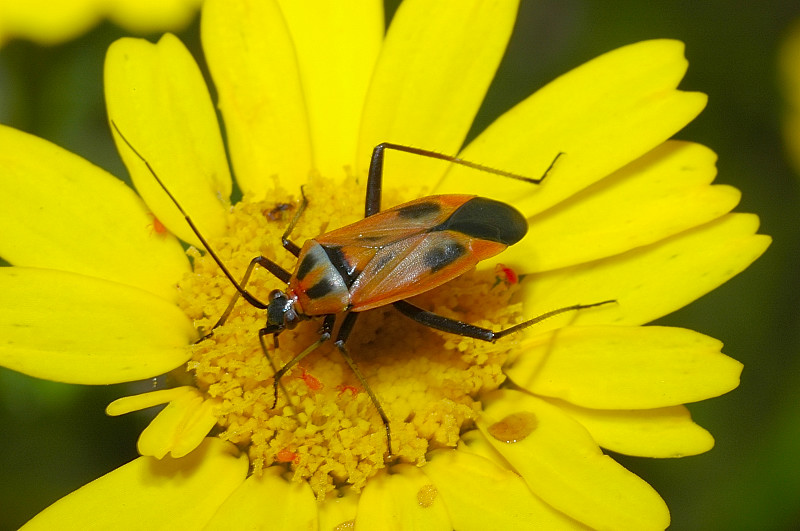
[1,1,799,529]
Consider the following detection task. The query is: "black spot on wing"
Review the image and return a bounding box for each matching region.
[396,201,441,219]
[323,246,359,286]
[435,197,527,245]
[423,241,467,273]
[296,252,317,280]
[305,278,336,299]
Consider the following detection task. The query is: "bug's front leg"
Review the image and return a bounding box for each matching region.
[268,314,336,409]
[332,312,394,457]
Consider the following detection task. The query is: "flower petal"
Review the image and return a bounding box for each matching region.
[137,389,218,459]
[106,387,196,416]
[202,0,312,195]
[499,141,741,272]
[505,326,742,409]
[0,0,100,45]
[105,34,231,248]
[357,0,518,203]
[319,487,360,531]
[107,0,201,33]
[20,438,247,530]
[0,125,190,301]
[549,400,715,458]
[423,446,587,530]
[203,466,317,530]
[478,389,670,530]
[519,213,771,328]
[781,21,800,172]
[275,0,384,179]
[436,40,706,215]
[355,465,451,530]
[0,267,195,384]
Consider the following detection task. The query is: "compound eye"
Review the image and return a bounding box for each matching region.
[269,289,284,301]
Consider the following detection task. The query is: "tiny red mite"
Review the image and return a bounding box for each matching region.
[494,263,519,287]
[112,122,613,457]
[297,368,323,392]
[147,212,168,237]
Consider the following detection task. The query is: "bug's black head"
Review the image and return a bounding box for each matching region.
[265,289,300,334]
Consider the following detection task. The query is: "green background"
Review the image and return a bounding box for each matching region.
[1,1,799,529]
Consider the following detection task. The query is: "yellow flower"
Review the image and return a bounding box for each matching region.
[781,19,800,175]
[0,0,202,46]
[0,0,770,529]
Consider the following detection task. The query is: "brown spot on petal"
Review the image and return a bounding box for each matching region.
[333,520,355,531]
[417,483,438,507]
[487,411,538,443]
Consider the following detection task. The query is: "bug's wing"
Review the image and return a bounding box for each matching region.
[316,195,475,250]
[348,230,507,312]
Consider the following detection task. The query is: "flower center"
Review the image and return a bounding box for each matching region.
[175,177,523,498]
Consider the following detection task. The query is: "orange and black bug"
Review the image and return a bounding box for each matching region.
[112,122,612,456]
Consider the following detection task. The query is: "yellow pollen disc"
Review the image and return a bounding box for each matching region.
[175,177,524,498]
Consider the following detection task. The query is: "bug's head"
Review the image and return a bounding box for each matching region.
[265,289,300,334]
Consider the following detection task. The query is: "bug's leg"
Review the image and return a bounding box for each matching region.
[280,186,308,257]
[365,143,563,217]
[258,329,294,413]
[392,299,615,342]
[196,256,292,343]
[269,314,336,408]
[332,312,394,458]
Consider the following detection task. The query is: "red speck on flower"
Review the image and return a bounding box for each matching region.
[147,213,168,238]
[276,448,299,463]
[297,369,323,391]
[494,263,518,287]
[337,384,359,396]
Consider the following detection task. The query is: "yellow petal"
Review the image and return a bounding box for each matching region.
[318,487,360,531]
[499,141,741,272]
[137,389,218,459]
[424,446,587,530]
[107,0,201,33]
[204,466,317,530]
[0,0,99,45]
[436,40,706,214]
[0,267,195,384]
[202,0,313,196]
[20,438,247,531]
[275,0,384,179]
[780,20,800,172]
[105,34,231,248]
[355,465,451,531]
[505,326,743,409]
[0,125,190,302]
[357,0,519,204]
[106,387,196,416]
[549,400,715,458]
[478,389,670,530]
[520,213,771,328]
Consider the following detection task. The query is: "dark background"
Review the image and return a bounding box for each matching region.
[1,1,799,529]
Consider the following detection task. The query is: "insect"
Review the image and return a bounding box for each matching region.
[112,121,612,457]
[264,202,294,221]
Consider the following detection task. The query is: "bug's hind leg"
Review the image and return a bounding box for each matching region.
[392,299,615,342]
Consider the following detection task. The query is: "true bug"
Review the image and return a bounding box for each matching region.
[112,122,612,456]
